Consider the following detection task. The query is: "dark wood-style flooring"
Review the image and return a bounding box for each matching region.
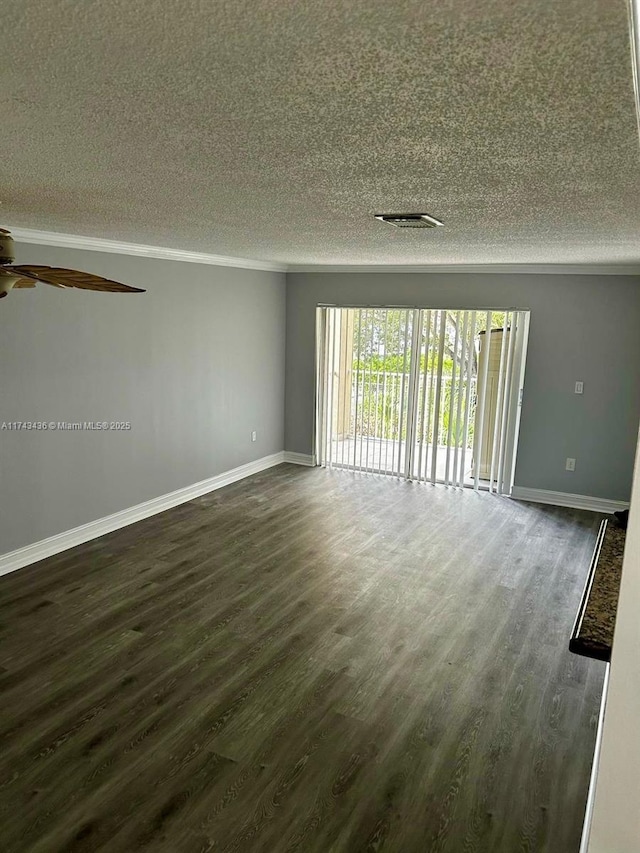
[0,465,606,852]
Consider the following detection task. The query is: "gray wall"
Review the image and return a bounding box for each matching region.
[1,245,286,554]
[285,272,640,501]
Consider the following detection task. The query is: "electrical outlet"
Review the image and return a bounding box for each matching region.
[566,457,576,471]
[575,381,584,394]
[251,430,257,442]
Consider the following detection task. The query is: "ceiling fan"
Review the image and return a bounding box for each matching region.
[0,228,145,299]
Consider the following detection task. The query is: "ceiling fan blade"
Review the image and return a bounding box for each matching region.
[5,265,145,293]
[12,278,37,288]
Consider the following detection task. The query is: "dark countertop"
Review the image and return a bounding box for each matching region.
[570,519,626,662]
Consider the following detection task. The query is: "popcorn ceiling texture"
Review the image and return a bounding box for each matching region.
[2,0,640,265]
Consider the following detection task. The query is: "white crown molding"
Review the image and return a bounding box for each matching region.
[8,227,287,273]
[511,486,630,514]
[0,451,285,577]
[288,263,640,275]
[283,451,316,466]
[8,228,640,276]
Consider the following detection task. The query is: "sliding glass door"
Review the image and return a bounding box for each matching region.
[316,307,529,494]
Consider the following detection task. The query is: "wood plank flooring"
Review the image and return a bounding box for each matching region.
[0,465,606,852]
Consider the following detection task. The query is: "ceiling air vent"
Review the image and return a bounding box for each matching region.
[374,213,444,228]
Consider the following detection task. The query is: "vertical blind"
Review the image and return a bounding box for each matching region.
[316,307,529,494]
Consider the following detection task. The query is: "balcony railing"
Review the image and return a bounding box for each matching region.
[349,371,477,448]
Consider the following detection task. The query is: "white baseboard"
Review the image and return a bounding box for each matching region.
[511,486,630,514]
[0,452,285,578]
[579,663,610,853]
[283,451,316,467]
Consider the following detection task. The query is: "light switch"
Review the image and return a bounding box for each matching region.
[575,381,584,395]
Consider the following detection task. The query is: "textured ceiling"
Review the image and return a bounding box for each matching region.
[3,0,640,266]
